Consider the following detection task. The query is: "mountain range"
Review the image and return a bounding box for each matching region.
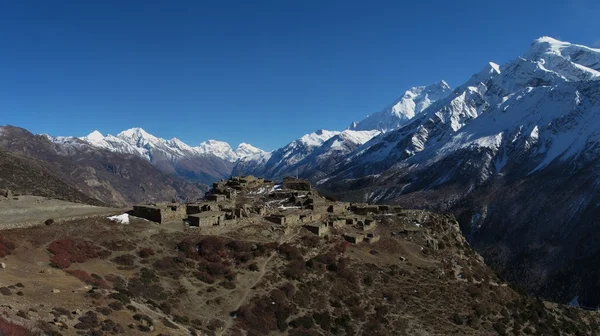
[3,36,600,307]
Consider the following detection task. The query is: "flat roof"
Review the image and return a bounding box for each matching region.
[188,211,223,218]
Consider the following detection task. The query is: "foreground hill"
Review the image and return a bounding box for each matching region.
[0,126,205,207]
[0,180,598,335]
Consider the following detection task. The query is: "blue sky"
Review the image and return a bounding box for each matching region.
[1,0,599,150]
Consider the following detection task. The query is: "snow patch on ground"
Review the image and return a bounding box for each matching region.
[107,213,130,224]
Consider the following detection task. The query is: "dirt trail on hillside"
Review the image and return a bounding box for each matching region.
[0,195,123,229]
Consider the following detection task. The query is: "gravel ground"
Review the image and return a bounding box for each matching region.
[0,195,122,229]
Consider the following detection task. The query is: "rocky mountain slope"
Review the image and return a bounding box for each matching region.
[0,148,102,206]
[316,37,600,306]
[0,126,205,207]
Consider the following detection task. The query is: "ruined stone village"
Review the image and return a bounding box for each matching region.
[130,176,401,245]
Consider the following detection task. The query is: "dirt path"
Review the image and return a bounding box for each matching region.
[0,195,123,230]
[218,229,299,335]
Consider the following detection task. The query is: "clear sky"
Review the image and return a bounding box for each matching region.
[1,0,599,150]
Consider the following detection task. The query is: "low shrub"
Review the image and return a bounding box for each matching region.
[111,254,136,266]
[0,236,16,258]
[47,239,100,269]
[66,270,110,289]
[138,248,155,258]
[0,318,31,336]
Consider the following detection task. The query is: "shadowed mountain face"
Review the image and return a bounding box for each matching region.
[0,126,205,207]
[0,148,103,206]
[316,38,600,306]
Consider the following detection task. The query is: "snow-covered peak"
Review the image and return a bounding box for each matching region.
[235,143,265,158]
[521,36,600,82]
[117,127,161,146]
[166,137,195,153]
[297,130,340,148]
[197,140,237,161]
[86,130,105,142]
[352,81,452,132]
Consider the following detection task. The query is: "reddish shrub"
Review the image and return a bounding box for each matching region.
[226,240,253,252]
[197,237,228,258]
[0,236,16,258]
[334,242,350,255]
[198,260,230,276]
[195,271,215,284]
[47,239,100,269]
[111,254,136,266]
[284,260,306,279]
[66,270,110,289]
[138,248,155,258]
[0,317,32,336]
[278,244,303,261]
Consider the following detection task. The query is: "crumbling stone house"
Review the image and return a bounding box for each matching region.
[282,177,311,191]
[300,213,321,223]
[364,233,380,244]
[327,203,349,214]
[328,219,346,229]
[186,203,215,215]
[268,213,300,225]
[205,194,226,202]
[132,203,186,224]
[360,219,377,231]
[234,206,249,218]
[352,205,379,215]
[187,211,225,227]
[304,223,329,237]
[343,234,365,244]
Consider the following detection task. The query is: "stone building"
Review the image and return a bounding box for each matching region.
[328,219,346,229]
[327,203,349,214]
[352,205,379,215]
[343,234,365,244]
[268,213,300,225]
[364,233,380,244]
[304,223,329,237]
[300,213,321,223]
[205,194,226,202]
[360,219,376,231]
[186,203,215,215]
[282,177,311,191]
[132,203,186,224]
[187,211,225,227]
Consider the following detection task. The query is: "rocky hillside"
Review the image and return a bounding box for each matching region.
[0,204,599,335]
[0,126,205,207]
[0,148,102,206]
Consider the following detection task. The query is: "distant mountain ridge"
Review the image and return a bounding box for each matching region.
[44,127,266,185]
[0,126,205,206]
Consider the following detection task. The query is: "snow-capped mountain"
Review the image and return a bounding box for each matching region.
[235,142,266,158]
[77,128,263,163]
[318,37,600,306]
[2,126,205,206]
[350,81,452,132]
[232,129,380,180]
[232,129,340,178]
[46,127,261,185]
